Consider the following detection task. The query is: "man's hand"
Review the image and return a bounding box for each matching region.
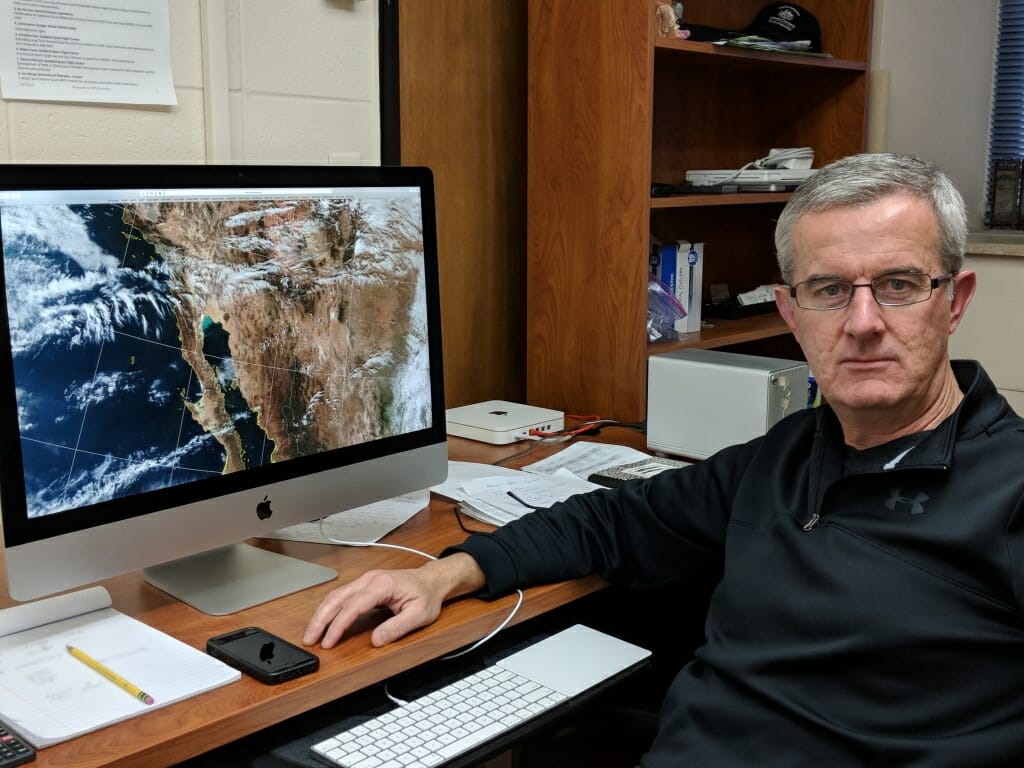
[302,552,487,649]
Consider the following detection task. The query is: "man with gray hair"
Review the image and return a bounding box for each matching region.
[305,153,1024,766]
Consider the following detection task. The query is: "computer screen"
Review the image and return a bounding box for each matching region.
[0,164,448,614]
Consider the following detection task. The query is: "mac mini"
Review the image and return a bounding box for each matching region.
[445,400,564,444]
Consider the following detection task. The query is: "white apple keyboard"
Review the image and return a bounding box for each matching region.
[309,624,650,768]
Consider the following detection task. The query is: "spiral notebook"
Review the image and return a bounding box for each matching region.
[0,586,240,748]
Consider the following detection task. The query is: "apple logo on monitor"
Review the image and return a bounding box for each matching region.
[256,495,273,520]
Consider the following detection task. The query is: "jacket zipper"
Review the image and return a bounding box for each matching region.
[802,513,820,531]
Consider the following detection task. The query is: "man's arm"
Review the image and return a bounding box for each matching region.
[303,437,753,649]
[302,552,486,649]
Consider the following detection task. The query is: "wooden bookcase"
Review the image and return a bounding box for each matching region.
[526,0,873,423]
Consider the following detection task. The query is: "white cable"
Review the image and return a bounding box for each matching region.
[756,146,814,169]
[513,430,574,443]
[688,147,814,187]
[384,684,409,706]
[440,588,524,660]
[321,532,441,561]
[689,159,757,187]
[318,520,526,661]
[512,431,543,441]
[383,586,525,706]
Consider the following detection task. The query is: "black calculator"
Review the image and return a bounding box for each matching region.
[0,723,34,766]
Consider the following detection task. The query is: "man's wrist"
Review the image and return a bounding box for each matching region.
[427,551,486,600]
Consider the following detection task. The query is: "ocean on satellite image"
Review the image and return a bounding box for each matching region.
[0,193,432,518]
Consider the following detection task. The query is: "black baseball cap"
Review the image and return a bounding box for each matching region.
[681,3,822,53]
[745,3,822,52]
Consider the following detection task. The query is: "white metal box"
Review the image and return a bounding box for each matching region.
[647,349,808,459]
[445,400,564,444]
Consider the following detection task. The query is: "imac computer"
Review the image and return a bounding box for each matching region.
[0,164,448,614]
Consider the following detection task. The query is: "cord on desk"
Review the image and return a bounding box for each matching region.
[507,490,546,511]
[492,440,546,466]
[525,418,646,440]
[499,418,645,463]
[317,519,525,702]
[374,414,643,701]
[384,589,525,706]
[453,505,492,533]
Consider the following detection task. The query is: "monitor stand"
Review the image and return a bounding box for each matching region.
[142,542,337,615]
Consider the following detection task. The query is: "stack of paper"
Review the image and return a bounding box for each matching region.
[432,443,659,526]
[263,489,431,545]
[0,586,240,748]
[713,36,832,57]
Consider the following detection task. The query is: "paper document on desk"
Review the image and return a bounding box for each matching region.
[521,442,652,479]
[459,470,602,526]
[431,461,527,502]
[523,441,692,489]
[434,461,603,527]
[0,586,239,748]
[262,489,430,545]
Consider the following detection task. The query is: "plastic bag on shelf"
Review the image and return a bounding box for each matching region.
[647,274,687,342]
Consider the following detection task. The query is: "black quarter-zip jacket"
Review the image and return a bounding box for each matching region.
[451,361,1024,765]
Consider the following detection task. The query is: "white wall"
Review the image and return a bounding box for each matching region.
[871,0,998,229]
[948,248,1024,414]
[0,0,381,165]
[871,0,1024,409]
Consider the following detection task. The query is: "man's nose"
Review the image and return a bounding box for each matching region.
[843,284,886,332]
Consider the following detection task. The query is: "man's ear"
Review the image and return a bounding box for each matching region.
[774,284,799,339]
[948,269,977,334]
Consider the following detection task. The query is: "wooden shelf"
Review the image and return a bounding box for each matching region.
[526,0,872,423]
[654,38,868,72]
[650,311,791,355]
[651,192,792,208]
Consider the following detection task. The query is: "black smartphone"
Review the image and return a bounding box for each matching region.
[206,626,319,685]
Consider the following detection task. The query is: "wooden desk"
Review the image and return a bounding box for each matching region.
[1,431,646,768]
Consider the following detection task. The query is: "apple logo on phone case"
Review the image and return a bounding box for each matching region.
[260,640,276,664]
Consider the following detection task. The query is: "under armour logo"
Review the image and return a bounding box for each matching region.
[885,488,930,516]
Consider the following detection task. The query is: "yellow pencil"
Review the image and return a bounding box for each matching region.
[67,645,155,705]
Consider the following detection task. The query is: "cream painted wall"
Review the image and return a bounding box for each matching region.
[871,0,1024,407]
[949,250,1024,405]
[0,0,381,165]
[871,0,998,229]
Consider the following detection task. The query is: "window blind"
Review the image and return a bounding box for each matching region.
[987,0,1024,224]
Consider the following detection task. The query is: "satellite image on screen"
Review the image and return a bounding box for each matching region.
[1,192,432,518]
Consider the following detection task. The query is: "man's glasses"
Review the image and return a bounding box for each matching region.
[789,272,955,311]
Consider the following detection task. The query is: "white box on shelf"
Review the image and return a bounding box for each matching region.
[647,349,808,460]
[652,240,704,334]
[673,241,703,334]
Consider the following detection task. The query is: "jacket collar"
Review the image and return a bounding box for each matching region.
[815,360,1002,475]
